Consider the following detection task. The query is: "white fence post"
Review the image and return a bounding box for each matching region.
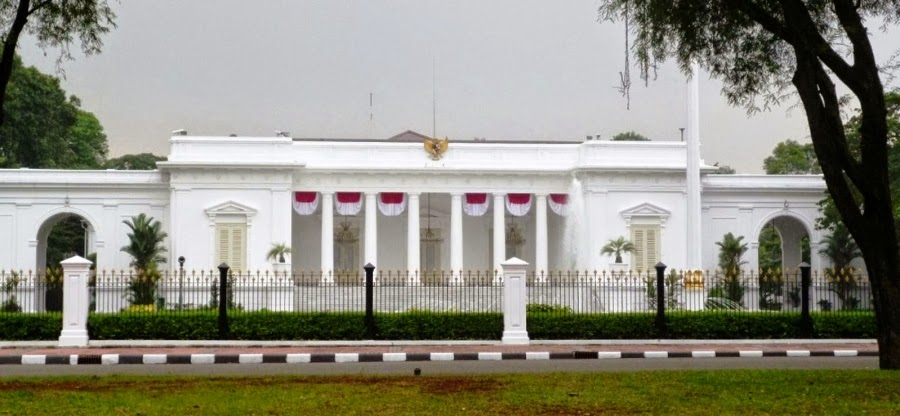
[58,255,92,347]
[501,257,529,345]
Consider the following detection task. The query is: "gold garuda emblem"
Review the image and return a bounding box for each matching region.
[424,136,449,160]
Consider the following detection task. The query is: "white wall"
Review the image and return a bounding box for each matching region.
[0,170,168,271]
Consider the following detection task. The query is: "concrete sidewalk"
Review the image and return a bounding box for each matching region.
[0,339,878,365]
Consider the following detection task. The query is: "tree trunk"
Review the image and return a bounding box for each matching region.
[790,50,900,369]
[867,245,900,369]
[0,0,33,126]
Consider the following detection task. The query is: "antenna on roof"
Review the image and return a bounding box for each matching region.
[369,92,374,139]
[432,57,437,139]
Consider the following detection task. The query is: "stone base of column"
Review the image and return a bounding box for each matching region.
[58,329,89,347]
[501,330,530,345]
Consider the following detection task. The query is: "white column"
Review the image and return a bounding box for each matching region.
[58,255,92,347]
[320,192,334,283]
[450,193,463,282]
[501,257,530,345]
[407,193,420,284]
[535,193,548,282]
[686,62,703,270]
[365,192,378,269]
[493,193,506,276]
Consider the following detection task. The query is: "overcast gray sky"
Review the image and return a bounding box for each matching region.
[16,1,898,173]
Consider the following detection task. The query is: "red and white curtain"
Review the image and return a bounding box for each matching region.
[293,192,319,215]
[506,193,532,217]
[335,192,362,216]
[463,193,489,216]
[549,193,568,216]
[378,192,407,216]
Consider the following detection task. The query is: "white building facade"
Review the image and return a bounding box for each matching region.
[0,130,828,278]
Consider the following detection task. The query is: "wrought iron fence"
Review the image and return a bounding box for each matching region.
[0,267,871,319]
[0,269,65,317]
[87,268,504,316]
[525,268,872,317]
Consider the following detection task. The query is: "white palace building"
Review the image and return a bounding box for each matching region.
[0,124,828,278]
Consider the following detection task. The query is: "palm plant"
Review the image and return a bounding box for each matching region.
[600,236,635,264]
[714,232,748,305]
[819,224,863,309]
[266,242,291,263]
[120,213,168,305]
[716,232,748,274]
[819,224,861,272]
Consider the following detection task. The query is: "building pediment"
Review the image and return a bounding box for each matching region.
[620,202,670,225]
[205,200,257,220]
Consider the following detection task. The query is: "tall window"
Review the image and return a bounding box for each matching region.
[630,224,660,272]
[205,200,256,274]
[333,222,359,271]
[420,228,443,272]
[621,203,669,273]
[215,223,246,272]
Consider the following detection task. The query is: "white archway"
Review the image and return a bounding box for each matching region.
[753,209,820,272]
[32,208,100,312]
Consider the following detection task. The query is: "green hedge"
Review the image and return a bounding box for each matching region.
[0,311,877,341]
[0,313,62,340]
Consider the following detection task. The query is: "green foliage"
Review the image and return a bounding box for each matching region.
[813,92,900,233]
[819,224,863,310]
[528,313,657,339]
[1,271,21,312]
[0,313,62,340]
[526,303,572,314]
[600,236,636,263]
[716,233,748,275]
[0,57,108,167]
[0,1,116,125]
[1,311,878,340]
[266,242,291,263]
[45,215,86,269]
[120,214,168,305]
[104,153,167,170]
[644,269,682,311]
[763,140,821,175]
[710,234,748,307]
[758,223,782,273]
[611,131,650,141]
[819,224,862,272]
[713,163,736,174]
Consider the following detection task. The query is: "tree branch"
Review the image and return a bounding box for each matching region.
[27,0,52,16]
[777,0,864,94]
[832,0,878,71]
[0,0,34,126]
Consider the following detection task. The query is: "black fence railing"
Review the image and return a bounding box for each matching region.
[524,267,872,316]
[0,267,872,318]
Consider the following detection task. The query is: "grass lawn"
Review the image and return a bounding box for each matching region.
[1,370,898,415]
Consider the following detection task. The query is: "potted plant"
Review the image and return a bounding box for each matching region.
[601,236,635,272]
[267,242,292,274]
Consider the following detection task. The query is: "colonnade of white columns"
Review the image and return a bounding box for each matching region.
[313,191,552,283]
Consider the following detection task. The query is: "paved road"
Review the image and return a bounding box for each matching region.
[0,356,878,377]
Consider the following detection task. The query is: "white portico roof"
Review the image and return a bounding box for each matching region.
[161,131,698,174]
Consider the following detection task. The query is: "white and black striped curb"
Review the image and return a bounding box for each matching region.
[0,350,878,365]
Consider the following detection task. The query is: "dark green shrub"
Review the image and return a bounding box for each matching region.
[813,312,876,338]
[1,310,878,341]
[526,303,572,313]
[0,313,62,340]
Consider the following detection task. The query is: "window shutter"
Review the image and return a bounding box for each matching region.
[231,226,245,272]
[646,228,659,270]
[632,228,645,272]
[215,223,247,272]
[217,226,231,266]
